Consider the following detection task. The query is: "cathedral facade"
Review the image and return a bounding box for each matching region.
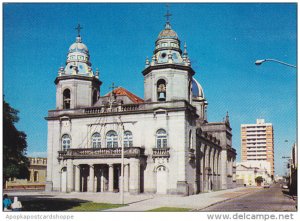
[46,19,236,195]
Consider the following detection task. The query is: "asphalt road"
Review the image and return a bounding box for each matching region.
[201,183,296,212]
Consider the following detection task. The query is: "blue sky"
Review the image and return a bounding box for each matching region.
[3,3,296,176]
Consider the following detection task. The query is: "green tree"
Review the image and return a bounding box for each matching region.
[3,99,29,186]
[255,176,264,185]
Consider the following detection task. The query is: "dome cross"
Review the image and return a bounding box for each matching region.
[75,24,83,37]
[164,4,172,23]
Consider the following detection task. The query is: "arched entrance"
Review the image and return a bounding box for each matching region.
[94,165,108,192]
[61,167,67,192]
[80,165,89,192]
[156,166,168,194]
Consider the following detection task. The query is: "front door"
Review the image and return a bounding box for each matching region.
[156,166,167,194]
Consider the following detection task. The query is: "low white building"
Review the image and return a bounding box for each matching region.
[236,161,272,186]
[46,18,237,195]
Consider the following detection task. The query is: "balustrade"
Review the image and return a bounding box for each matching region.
[152,147,170,159]
[48,100,192,118]
[58,147,144,160]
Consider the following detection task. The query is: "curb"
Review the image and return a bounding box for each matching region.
[191,188,263,211]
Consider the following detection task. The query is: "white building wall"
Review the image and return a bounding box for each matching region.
[56,79,96,109]
[236,161,272,186]
[47,108,190,194]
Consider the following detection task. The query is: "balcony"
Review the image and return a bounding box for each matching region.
[152,148,170,159]
[58,147,145,160]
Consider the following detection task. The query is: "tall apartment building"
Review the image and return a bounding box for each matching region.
[241,119,274,177]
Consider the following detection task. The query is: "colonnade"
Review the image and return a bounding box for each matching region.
[62,159,140,193]
[197,143,222,193]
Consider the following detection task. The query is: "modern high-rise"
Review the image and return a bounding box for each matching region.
[241,119,274,176]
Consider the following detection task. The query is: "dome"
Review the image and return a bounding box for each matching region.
[158,28,178,40]
[192,78,204,98]
[61,34,95,76]
[68,36,89,55]
[157,23,179,40]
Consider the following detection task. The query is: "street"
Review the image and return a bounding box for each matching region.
[201,183,296,212]
[4,185,297,211]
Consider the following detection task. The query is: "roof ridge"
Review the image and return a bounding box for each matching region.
[105,86,144,104]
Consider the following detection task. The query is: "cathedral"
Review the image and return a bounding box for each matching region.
[45,17,237,195]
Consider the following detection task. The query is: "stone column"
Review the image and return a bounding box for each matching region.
[204,146,210,192]
[88,164,95,192]
[199,144,205,192]
[101,169,105,192]
[124,164,129,192]
[229,157,234,188]
[30,169,34,182]
[108,164,114,192]
[74,165,80,192]
[218,153,221,190]
[94,177,97,192]
[129,159,140,194]
[220,149,228,190]
[213,153,218,191]
[67,160,74,192]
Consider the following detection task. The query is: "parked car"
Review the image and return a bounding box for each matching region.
[263,183,270,188]
[282,184,289,189]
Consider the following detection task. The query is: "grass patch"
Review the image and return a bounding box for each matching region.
[68,202,126,211]
[148,207,191,212]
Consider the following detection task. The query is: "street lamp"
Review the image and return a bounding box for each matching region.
[118,116,125,205]
[255,59,296,68]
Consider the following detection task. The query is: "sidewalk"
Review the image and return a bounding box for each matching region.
[105,187,262,211]
[5,186,262,211]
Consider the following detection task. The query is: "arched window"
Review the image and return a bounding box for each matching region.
[62,134,71,150]
[124,131,133,147]
[92,132,101,148]
[157,79,166,102]
[106,130,118,148]
[156,129,167,148]
[63,89,71,109]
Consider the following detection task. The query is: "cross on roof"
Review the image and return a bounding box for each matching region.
[75,24,83,37]
[108,82,118,109]
[109,82,118,92]
[164,4,172,23]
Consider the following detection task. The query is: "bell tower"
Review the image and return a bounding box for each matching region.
[55,25,102,110]
[142,11,195,103]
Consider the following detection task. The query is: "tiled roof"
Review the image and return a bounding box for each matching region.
[105,87,144,104]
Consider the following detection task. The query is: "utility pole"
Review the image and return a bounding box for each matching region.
[119,116,125,205]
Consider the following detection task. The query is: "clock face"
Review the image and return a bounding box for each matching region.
[172,53,178,60]
[77,63,88,74]
[157,50,168,63]
[157,50,182,63]
[161,52,167,59]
